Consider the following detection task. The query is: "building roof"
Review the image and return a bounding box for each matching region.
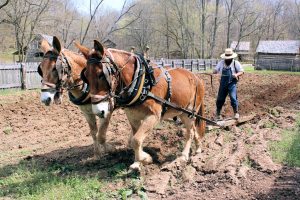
[230,41,250,51]
[103,39,116,48]
[38,34,53,45]
[256,40,300,54]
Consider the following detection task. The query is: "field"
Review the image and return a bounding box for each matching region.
[1,72,300,199]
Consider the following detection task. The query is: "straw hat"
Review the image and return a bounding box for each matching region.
[220,48,237,59]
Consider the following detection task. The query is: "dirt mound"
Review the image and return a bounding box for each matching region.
[1,73,300,199]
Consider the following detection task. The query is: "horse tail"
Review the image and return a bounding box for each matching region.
[195,79,206,139]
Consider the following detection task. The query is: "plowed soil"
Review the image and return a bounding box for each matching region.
[1,73,300,199]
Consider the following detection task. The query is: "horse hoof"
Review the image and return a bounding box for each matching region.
[129,162,142,171]
[140,152,153,164]
[195,148,202,154]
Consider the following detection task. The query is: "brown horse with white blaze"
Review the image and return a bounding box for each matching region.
[39,37,113,158]
[76,40,206,171]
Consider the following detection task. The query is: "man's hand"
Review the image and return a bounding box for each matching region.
[232,73,238,79]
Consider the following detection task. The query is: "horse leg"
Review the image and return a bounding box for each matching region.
[96,113,114,154]
[194,102,206,154]
[128,114,159,171]
[81,111,99,157]
[179,114,196,161]
[127,120,138,148]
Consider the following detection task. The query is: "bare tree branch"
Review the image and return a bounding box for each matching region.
[0,0,9,10]
[81,0,104,44]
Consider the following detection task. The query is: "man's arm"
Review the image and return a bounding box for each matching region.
[213,61,222,74]
[233,60,244,78]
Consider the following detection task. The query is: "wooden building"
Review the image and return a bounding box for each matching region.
[12,34,53,63]
[255,40,300,71]
[25,34,53,62]
[230,41,251,61]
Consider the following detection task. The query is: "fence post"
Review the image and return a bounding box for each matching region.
[161,61,165,67]
[204,60,206,71]
[20,63,27,90]
[172,60,175,68]
[182,60,185,68]
[197,59,200,71]
[190,60,193,72]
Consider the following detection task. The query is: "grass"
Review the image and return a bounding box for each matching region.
[0,52,14,63]
[243,65,300,75]
[0,89,38,96]
[268,113,300,167]
[0,158,148,200]
[3,125,13,135]
[0,161,108,200]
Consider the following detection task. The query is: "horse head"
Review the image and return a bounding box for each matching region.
[75,40,119,118]
[38,36,71,106]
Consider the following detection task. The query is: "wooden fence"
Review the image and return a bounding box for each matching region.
[0,62,41,90]
[0,59,219,90]
[255,58,300,71]
[154,59,219,71]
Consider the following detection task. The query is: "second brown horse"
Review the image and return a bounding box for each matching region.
[76,40,206,171]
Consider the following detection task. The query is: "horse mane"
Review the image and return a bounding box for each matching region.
[107,48,132,57]
[62,49,86,68]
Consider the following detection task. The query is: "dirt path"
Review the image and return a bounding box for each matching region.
[1,73,300,199]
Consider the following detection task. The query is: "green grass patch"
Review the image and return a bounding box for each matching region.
[244,65,300,75]
[0,160,110,200]
[0,52,14,63]
[0,89,28,96]
[268,113,300,167]
[0,157,147,200]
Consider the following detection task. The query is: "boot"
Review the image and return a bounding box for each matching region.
[215,110,222,121]
[234,112,239,119]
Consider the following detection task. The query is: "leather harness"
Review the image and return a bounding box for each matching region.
[38,51,91,105]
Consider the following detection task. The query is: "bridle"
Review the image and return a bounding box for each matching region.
[38,51,72,94]
[81,54,120,104]
[81,52,149,107]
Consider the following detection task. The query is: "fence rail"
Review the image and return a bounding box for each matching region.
[0,62,41,90]
[0,59,218,90]
[154,59,219,71]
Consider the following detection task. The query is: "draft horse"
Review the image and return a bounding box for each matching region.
[76,40,206,171]
[38,37,113,158]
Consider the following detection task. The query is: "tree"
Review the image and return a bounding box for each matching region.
[0,0,9,10]
[3,0,50,62]
[80,0,104,44]
[233,1,260,51]
[208,0,220,58]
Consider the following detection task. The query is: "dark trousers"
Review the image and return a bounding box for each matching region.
[216,82,238,114]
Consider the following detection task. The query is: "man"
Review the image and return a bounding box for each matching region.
[213,48,244,120]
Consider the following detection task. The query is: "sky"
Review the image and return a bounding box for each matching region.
[71,0,126,13]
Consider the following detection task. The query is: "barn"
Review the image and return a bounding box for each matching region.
[25,34,53,62]
[255,40,300,71]
[230,41,251,62]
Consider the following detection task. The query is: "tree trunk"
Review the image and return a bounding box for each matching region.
[209,0,220,58]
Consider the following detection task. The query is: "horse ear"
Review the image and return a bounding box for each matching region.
[40,39,51,53]
[94,40,104,56]
[74,41,90,59]
[52,36,61,53]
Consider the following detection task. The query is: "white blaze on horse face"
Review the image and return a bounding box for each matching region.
[41,91,55,106]
[92,101,110,118]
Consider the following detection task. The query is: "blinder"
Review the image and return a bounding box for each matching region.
[86,56,118,89]
[39,52,71,91]
[80,68,88,83]
[37,64,43,77]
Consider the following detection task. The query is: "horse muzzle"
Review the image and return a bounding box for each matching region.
[92,101,110,118]
[41,91,55,106]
